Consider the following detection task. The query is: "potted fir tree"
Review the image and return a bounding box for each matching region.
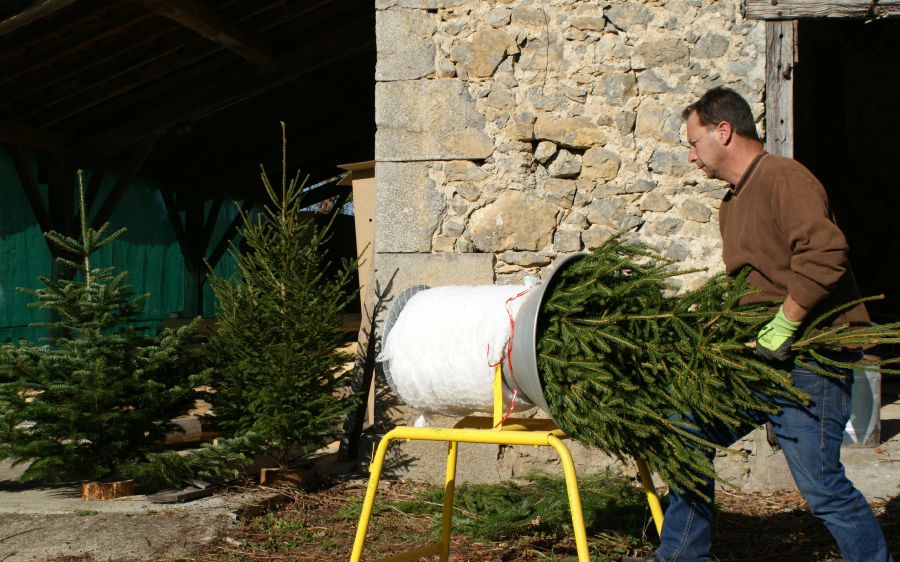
[208,124,358,485]
[0,171,225,498]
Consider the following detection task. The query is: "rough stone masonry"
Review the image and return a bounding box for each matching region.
[370,0,803,490]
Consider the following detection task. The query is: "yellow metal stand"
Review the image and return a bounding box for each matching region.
[349,367,664,562]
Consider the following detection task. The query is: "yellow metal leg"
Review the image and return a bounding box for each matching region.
[440,441,459,561]
[350,432,394,562]
[548,435,590,562]
[635,458,664,537]
[350,424,665,561]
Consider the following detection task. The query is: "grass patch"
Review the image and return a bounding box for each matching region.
[384,469,656,559]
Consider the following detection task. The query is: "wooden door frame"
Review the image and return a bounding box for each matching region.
[745,0,900,156]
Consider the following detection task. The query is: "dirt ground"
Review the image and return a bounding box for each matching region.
[2,478,895,562]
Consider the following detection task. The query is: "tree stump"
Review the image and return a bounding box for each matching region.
[82,479,135,500]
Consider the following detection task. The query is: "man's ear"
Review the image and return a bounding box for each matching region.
[715,120,734,145]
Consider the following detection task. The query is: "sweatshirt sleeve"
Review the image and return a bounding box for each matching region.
[771,172,849,310]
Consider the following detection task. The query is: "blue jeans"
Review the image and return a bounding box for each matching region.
[655,353,894,562]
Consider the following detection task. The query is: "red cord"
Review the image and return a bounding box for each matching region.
[487,287,532,428]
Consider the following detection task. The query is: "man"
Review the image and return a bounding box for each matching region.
[621,87,893,562]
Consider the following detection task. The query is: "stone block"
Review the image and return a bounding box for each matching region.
[625,179,657,194]
[375,162,444,253]
[534,140,557,164]
[652,217,684,236]
[586,198,643,230]
[604,3,651,29]
[678,200,712,223]
[636,103,682,144]
[539,178,577,208]
[595,73,637,106]
[511,6,547,27]
[376,10,436,81]
[547,149,582,178]
[444,160,488,182]
[581,226,616,249]
[650,149,693,176]
[469,191,558,251]
[640,192,673,213]
[632,38,689,69]
[570,16,605,32]
[553,229,582,252]
[637,70,674,94]
[535,115,608,149]
[451,28,512,78]
[693,33,730,58]
[376,80,494,161]
[499,251,551,267]
[581,147,621,181]
[506,112,536,141]
[374,253,495,301]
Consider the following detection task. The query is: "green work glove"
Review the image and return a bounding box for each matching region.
[755,306,800,362]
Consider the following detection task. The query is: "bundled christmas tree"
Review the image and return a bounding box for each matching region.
[0,171,236,487]
[536,236,900,495]
[208,124,358,468]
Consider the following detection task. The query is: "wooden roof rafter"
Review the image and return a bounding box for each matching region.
[71,12,374,161]
[135,0,276,66]
[0,0,77,37]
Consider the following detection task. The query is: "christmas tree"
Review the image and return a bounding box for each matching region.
[537,236,900,496]
[0,171,213,485]
[208,124,358,468]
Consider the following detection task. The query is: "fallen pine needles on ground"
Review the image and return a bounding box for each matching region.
[187,476,898,561]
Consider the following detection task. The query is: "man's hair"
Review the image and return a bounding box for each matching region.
[682,87,761,142]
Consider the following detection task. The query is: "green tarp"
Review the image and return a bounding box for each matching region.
[0,149,237,343]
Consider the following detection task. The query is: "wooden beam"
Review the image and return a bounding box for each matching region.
[206,200,251,270]
[6,144,53,234]
[0,0,77,37]
[765,20,796,157]
[159,186,196,271]
[72,14,374,161]
[745,0,900,20]
[136,0,275,66]
[201,196,223,253]
[0,118,64,153]
[3,10,154,85]
[91,133,159,228]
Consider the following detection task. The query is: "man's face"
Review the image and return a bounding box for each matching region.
[685,111,724,180]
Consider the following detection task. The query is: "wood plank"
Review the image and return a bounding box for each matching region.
[765,20,796,157]
[0,118,64,153]
[745,0,900,19]
[82,479,135,501]
[0,0,77,37]
[137,0,275,66]
[6,144,53,234]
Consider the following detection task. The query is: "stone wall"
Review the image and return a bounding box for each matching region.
[375,0,766,293]
[372,0,780,488]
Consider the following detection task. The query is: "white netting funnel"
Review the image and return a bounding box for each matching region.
[378,284,536,418]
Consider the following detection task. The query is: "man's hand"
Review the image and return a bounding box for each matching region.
[755,306,801,362]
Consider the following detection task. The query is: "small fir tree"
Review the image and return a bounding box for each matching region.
[537,235,900,496]
[0,171,208,484]
[208,124,357,468]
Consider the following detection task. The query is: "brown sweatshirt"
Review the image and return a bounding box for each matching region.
[719,153,870,327]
